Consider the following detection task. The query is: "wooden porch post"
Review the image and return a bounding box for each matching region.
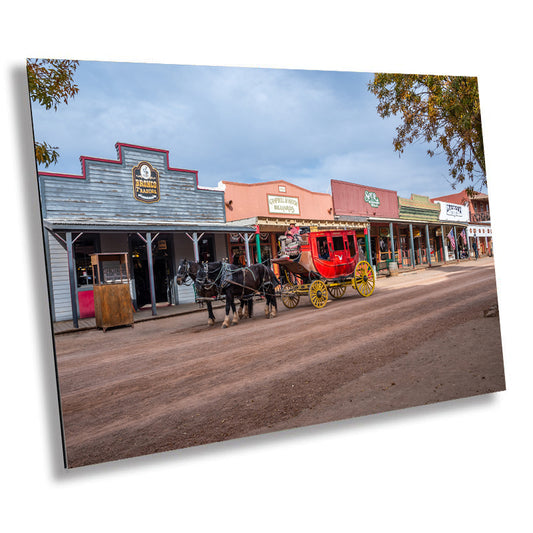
[441,225,446,262]
[409,224,416,268]
[146,232,157,316]
[243,233,251,265]
[66,231,79,329]
[364,226,373,266]
[425,224,432,266]
[389,222,395,262]
[192,232,200,262]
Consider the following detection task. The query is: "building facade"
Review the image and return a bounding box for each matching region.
[220,180,368,271]
[38,143,255,326]
[331,180,469,272]
[432,189,493,256]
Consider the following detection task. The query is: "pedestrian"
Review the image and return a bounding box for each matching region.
[472,238,478,260]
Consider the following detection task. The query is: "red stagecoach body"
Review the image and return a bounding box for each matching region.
[275,229,360,280]
[273,228,375,308]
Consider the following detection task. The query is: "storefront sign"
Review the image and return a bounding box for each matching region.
[435,201,469,222]
[132,161,160,203]
[267,194,300,215]
[364,190,380,208]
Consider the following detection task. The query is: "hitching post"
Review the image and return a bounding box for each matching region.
[66,231,79,329]
[425,224,432,266]
[409,224,416,268]
[146,232,157,316]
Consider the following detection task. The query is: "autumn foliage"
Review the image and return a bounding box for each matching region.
[368,74,485,192]
[27,59,79,167]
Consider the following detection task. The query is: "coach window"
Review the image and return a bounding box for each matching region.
[332,236,345,251]
[347,234,356,257]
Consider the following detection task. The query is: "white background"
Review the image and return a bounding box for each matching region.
[2,2,531,531]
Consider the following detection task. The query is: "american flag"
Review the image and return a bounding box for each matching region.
[461,229,467,245]
[448,229,456,250]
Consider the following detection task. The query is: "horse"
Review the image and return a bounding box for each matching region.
[175,259,253,327]
[220,262,279,328]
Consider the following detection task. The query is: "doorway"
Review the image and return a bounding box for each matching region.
[129,234,174,309]
[198,234,215,262]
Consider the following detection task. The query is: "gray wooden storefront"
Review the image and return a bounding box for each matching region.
[38,143,255,327]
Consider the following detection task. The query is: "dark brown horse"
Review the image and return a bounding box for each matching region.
[220,262,279,328]
[175,260,253,327]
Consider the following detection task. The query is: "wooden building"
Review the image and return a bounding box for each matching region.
[331,180,469,273]
[432,189,493,256]
[220,180,368,272]
[38,143,255,327]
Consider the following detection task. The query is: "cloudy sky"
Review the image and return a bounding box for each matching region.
[29,60,476,199]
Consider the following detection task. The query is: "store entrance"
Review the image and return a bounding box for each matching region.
[129,234,174,309]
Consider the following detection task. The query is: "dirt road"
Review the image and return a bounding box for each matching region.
[55,258,505,468]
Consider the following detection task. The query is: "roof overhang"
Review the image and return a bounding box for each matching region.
[42,219,257,234]
[236,216,368,232]
[368,216,468,227]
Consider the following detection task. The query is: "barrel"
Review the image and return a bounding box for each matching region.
[388,261,399,276]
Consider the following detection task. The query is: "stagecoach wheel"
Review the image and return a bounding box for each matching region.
[281,283,300,309]
[352,260,376,297]
[327,284,347,299]
[309,280,328,309]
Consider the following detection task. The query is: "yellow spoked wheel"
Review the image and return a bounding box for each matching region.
[281,283,300,308]
[309,279,328,309]
[327,284,347,299]
[352,260,376,297]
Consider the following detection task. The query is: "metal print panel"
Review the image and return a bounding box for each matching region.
[27,59,505,468]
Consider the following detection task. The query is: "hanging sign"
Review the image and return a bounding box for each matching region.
[132,161,160,203]
[267,195,300,215]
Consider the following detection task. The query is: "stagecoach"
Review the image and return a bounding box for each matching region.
[272,228,375,309]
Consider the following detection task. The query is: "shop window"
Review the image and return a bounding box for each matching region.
[75,234,100,287]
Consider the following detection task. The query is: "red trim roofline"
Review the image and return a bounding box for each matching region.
[38,142,201,187]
